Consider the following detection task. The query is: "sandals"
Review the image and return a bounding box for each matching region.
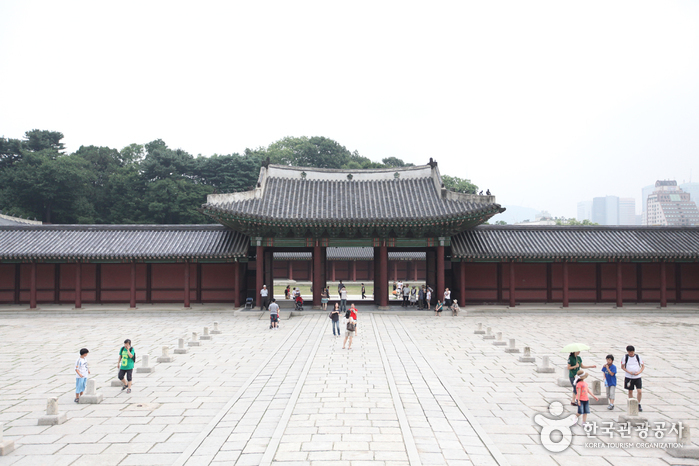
[126,388,131,394]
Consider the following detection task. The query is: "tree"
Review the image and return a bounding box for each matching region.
[24,129,65,152]
[494,220,508,225]
[442,175,478,194]
[195,154,261,193]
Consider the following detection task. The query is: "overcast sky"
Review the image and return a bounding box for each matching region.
[2,1,698,219]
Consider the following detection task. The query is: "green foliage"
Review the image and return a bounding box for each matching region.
[0,131,473,224]
[494,220,508,225]
[442,175,478,194]
[555,218,599,226]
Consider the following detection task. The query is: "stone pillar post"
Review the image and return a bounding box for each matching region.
[331,261,336,282]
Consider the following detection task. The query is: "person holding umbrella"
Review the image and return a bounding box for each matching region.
[563,343,596,406]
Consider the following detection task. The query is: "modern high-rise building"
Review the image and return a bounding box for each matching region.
[680,182,699,203]
[592,196,619,225]
[646,180,699,226]
[641,184,655,225]
[577,201,592,222]
[619,198,637,225]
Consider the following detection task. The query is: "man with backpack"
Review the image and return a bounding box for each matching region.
[621,345,645,412]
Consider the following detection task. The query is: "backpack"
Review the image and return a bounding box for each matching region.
[347,321,356,332]
[624,354,641,366]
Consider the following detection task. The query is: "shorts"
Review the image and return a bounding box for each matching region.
[606,385,616,400]
[270,314,279,323]
[624,377,642,390]
[570,377,577,394]
[76,377,87,393]
[118,369,133,382]
[577,400,590,414]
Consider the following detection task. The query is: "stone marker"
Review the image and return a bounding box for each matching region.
[200,326,212,340]
[618,399,648,426]
[0,423,15,456]
[558,366,572,387]
[483,327,495,340]
[474,322,485,335]
[536,356,556,373]
[79,379,103,404]
[211,321,222,334]
[667,425,699,459]
[589,379,608,405]
[188,332,201,347]
[504,338,520,353]
[519,346,535,362]
[38,397,67,425]
[157,346,175,363]
[493,332,506,346]
[136,354,155,373]
[175,337,189,354]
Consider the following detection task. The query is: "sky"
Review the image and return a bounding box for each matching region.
[1,1,699,220]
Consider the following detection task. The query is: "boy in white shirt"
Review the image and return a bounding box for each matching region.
[75,348,90,403]
[621,345,645,412]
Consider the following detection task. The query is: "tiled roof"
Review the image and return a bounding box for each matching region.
[273,248,426,261]
[451,225,699,260]
[0,225,248,261]
[202,165,503,236]
[0,213,42,225]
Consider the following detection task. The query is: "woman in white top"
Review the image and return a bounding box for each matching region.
[443,288,452,307]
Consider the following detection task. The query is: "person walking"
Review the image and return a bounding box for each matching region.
[330,303,340,336]
[425,287,432,311]
[621,345,645,412]
[361,283,366,299]
[348,304,358,335]
[75,348,90,403]
[117,339,136,394]
[602,354,617,410]
[337,280,345,298]
[418,286,425,310]
[410,286,417,306]
[567,351,596,406]
[340,286,348,313]
[260,285,269,310]
[269,298,280,328]
[402,284,410,307]
[574,372,599,426]
[284,285,291,299]
[321,287,329,311]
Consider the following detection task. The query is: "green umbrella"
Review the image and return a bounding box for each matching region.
[561,343,590,353]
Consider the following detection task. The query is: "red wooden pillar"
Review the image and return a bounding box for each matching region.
[313,244,322,307]
[460,261,466,304]
[379,243,389,307]
[184,260,191,308]
[616,261,623,308]
[288,261,293,281]
[562,260,569,308]
[331,261,336,282]
[75,261,82,309]
[352,261,357,282]
[256,246,264,308]
[509,260,516,308]
[413,261,418,281]
[30,262,37,309]
[437,246,445,303]
[234,261,241,308]
[130,261,137,309]
[660,260,667,307]
[393,261,398,282]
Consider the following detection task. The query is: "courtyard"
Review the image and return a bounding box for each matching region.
[0,305,697,466]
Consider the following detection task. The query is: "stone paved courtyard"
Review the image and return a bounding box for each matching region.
[0,306,698,466]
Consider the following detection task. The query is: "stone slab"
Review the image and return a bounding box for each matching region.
[38,413,67,426]
[0,439,15,456]
[79,394,104,404]
[667,446,699,459]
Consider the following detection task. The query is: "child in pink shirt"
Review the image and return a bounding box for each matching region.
[575,372,599,425]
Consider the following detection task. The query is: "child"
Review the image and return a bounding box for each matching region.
[75,348,90,402]
[601,354,617,410]
[117,339,136,394]
[575,372,599,425]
